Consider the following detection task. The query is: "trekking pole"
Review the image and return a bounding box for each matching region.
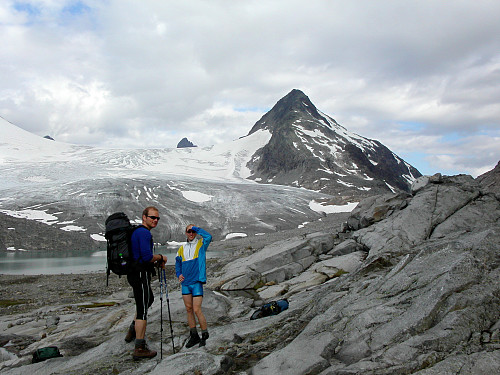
[157,267,164,359]
[162,268,176,353]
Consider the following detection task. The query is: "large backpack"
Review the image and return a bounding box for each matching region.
[105,212,142,285]
[250,299,289,320]
[32,346,63,363]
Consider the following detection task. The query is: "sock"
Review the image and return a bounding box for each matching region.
[201,329,208,335]
[190,327,199,336]
[135,338,146,349]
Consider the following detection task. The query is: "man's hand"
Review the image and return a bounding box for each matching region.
[178,275,185,282]
[154,254,167,268]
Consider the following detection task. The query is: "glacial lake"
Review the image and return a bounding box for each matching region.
[0,247,228,275]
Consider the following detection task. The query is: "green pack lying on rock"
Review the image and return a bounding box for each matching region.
[250,299,289,320]
[32,346,63,363]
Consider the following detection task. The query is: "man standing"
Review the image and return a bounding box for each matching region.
[175,224,212,348]
[125,206,167,360]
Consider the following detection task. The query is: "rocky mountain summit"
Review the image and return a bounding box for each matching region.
[246,89,422,200]
[177,137,196,148]
[1,164,498,374]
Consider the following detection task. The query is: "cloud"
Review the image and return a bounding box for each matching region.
[0,0,499,177]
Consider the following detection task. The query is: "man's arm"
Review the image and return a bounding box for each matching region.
[135,228,166,265]
[175,250,184,281]
[192,226,212,245]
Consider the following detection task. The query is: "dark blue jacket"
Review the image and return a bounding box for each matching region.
[130,226,154,264]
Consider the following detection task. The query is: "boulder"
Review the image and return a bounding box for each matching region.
[327,238,364,256]
[477,160,500,198]
[411,175,430,193]
[353,174,485,261]
[344,192,411,231]
[281,270,328,297]
[311,251,366,277]
[214,233,336,291]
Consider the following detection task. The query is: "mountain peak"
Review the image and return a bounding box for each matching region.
[248,89,338,136]
[249,90,314,135]
[245,89,421,199]
[177,137,197,148]
[274,89,319,116]
[281,88,311,105]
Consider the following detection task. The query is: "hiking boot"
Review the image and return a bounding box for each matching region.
[185,332,201,348]
[199,331,209,347]
[132,344,157,360]
[124,326,136,343]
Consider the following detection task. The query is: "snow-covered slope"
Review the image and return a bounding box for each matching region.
[0,116,76,163]
[0,117,347,251]
[0,116,272,189]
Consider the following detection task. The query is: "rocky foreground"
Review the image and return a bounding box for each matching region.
[1,164,499,374]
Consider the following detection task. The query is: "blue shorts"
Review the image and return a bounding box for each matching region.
[182,282,204,297]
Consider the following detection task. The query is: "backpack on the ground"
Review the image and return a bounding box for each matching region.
[105,212,142,285]
[32,346,63,363]
[250,299,289,320]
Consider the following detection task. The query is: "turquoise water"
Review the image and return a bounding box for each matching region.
[0,247,227,275]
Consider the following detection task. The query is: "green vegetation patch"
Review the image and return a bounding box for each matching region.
[79,302,117,309]
[0,299,28,307]
[333,269,348,277]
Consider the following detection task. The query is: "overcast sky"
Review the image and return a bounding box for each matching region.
[1,1,499,177]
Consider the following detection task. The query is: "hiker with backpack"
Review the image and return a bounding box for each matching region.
[124,206,167,360]
[175,224,212,348]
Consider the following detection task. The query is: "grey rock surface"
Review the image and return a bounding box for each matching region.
[1,168,499,374]
[476,160,500,198]
[251,173,500,374]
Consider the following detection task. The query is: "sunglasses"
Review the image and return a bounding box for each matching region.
[186,229,195,234]
[147,215,160,221]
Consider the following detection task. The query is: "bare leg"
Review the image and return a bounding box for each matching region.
[192,296,207,330]
[135,319,147,339]
[182,294,196,328]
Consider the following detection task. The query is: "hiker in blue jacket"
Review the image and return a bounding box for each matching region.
[125,206,167,360]
[175,224,212,348]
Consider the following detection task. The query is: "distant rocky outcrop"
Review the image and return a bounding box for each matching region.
[246,89,422,201]
[476,160,500,198]
[177,137,196,148]
[0,212,98,252]
[43,135,55,141]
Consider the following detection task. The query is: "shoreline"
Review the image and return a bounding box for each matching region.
[0,266,179,316]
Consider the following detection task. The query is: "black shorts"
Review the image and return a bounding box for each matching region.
[127,270,154,321]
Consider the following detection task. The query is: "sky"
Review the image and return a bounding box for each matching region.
[0,0,499,178]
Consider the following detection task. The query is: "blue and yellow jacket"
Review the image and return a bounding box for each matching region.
[175,226,212,285]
